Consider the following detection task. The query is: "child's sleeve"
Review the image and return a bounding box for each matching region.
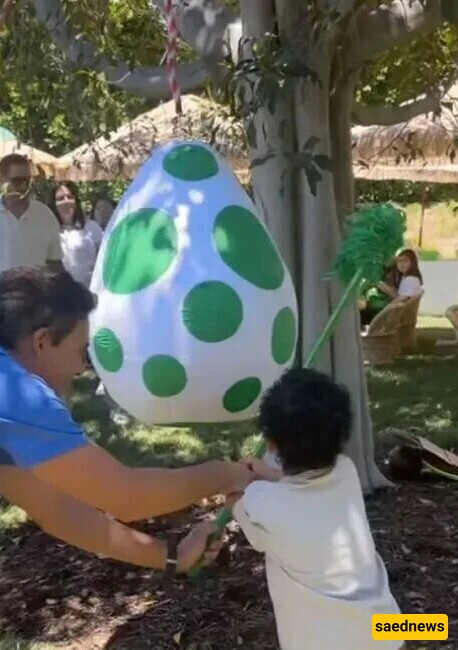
[233,482,273,553]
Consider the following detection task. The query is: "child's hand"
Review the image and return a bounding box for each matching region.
[243,457,283,482]
[177,521,222,573]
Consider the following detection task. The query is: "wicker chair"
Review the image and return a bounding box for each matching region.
[361,302,405,365]
[398,291,424,353]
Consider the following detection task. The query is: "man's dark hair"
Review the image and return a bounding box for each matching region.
[0,153,30,177]
[0,267,96,349]
[259,368,352,474]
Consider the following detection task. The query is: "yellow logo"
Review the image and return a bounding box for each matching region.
[372,615,448,640]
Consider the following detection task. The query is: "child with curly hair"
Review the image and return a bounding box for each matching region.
[230,368,403,650]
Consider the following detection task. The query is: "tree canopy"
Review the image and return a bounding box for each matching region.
[1,0,457,156]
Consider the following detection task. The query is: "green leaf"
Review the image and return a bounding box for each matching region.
[278,119,287,141]
[250,152,277,169]
[303,136,320,151]
[314,154,333,172]
[299,157,322,197]
[246,120,258,149]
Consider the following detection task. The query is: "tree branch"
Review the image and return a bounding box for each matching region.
[30,0,208,99]
[352,83,447,126]
[347,0,443,66]
[150,0,243,64]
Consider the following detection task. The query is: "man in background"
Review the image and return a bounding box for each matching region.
[0,153,63,272]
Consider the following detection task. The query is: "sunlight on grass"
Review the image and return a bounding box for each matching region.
[0,499,27,531]
[368,369,409,386]
[418,316,452,330]
[0,636,57,649]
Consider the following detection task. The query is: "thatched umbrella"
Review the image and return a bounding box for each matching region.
[59,95,249,183]
[351,107,458,183]
[60,91,458,186]
[0,127,64,178]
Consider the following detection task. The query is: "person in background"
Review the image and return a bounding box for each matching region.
[49,182,103,287]
[90,193,116,231]
[359,249,423,329]
[378,248,423,301]
[0,154,63,273]
[0,267,254,575]
[228,368,403,650]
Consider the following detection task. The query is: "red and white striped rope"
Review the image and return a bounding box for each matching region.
[165,0,182,115]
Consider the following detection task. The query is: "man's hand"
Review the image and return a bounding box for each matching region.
[243,457,283,482]
[177,521,222,573]
[223,460,255,493]
[225,491,244,510]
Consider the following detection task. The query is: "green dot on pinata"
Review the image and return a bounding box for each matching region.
[271,307,297,364]
[103,208,178,294]
[213,206,284,290]
[93,328,123,372]
[163,144,219,181]
[223,377,262,413]
[143,355,187,397]
[183,281,243,343]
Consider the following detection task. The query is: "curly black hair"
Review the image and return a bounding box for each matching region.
[258,368,352,474]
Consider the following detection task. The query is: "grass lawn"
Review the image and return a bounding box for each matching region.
[0,639,58,650]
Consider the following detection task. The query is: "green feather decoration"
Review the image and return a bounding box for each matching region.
[333,203,406,284]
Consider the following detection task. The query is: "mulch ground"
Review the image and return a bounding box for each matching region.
[0,469,457,649]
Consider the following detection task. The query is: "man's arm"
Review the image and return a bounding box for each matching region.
[0,466,167,568]
[33,443,253,522]
[0,467,221,572]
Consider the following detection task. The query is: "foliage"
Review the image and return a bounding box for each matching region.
[33,180,129,214]
[356,179,458,204]
[0,1,173,155]
[357,24,458,107]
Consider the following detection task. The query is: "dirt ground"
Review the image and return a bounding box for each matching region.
[0,474,457,650]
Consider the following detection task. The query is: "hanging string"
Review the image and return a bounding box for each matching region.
[165,0,182,115]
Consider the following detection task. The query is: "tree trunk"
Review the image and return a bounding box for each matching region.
[330,82,391,490]
[242,0,389,492]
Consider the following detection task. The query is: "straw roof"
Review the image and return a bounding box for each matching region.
[60,89,458,185]
[60,95,249,183]
[0,138,64,178]
[351,93,458,183]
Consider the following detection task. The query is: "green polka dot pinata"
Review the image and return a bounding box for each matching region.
[89,141,298,424]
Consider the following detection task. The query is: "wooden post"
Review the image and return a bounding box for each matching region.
[418,185,429,249]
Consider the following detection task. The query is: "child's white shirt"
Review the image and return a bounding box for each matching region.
[233,454,402,650]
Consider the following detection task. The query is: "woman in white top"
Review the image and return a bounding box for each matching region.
[50,182,103,287]
[378,248,423,302]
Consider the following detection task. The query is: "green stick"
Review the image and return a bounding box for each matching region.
[188,267,363,579]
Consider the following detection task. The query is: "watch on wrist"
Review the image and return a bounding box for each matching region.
[165,539,178,580]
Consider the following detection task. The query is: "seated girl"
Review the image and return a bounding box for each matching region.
[378,248,423,302]
[360,249,423,328]
[229,368,404,650]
